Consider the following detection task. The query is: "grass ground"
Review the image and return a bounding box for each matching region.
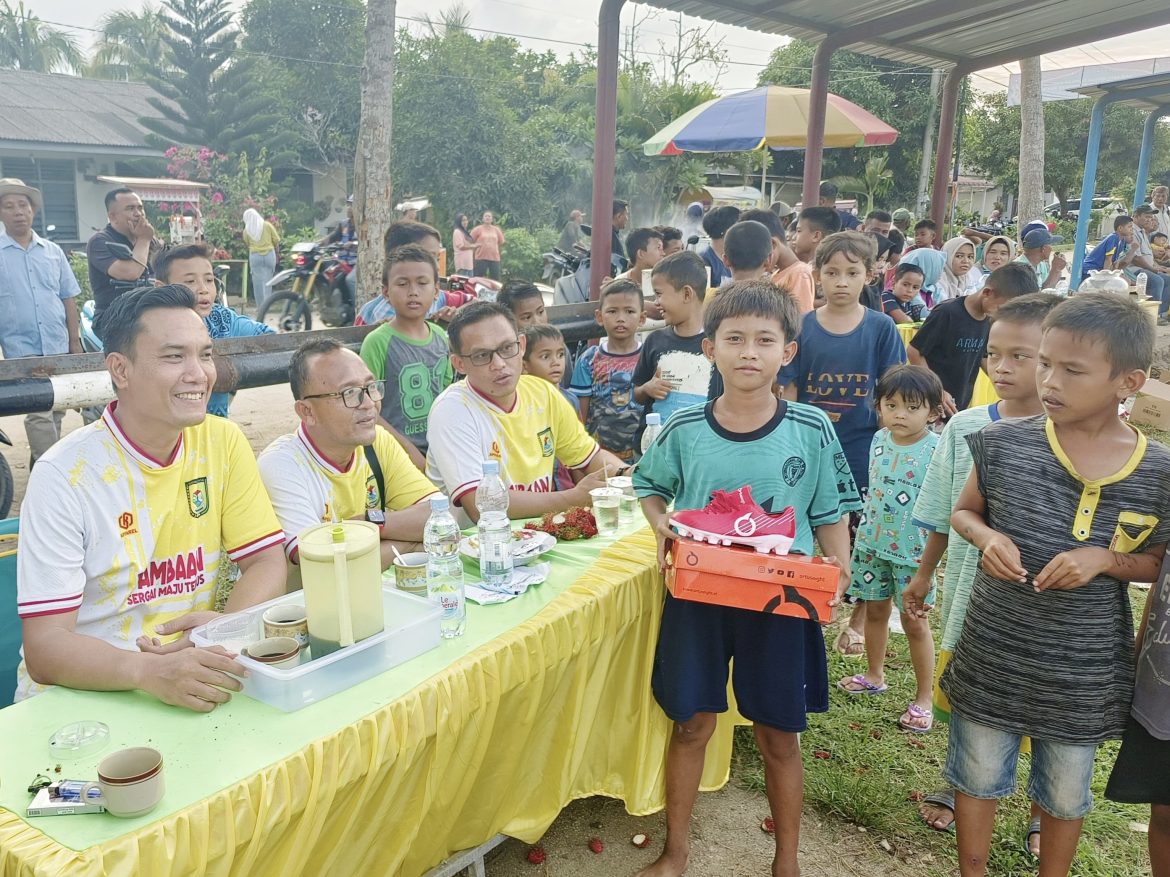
[733,591,1155,877]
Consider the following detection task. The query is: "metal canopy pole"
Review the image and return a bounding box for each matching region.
[1070,95,1112,289]
[589,0,626,300]
[1135,106,1169,209]
[930,68,964,229]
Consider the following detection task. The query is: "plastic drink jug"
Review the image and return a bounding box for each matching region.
[297,521,384,657]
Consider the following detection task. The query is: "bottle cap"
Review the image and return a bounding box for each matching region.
[646,413,661,425]
[430,495,450,511]
[481,459,499,475]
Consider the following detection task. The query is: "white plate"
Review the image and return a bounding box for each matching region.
[459,529,556,565]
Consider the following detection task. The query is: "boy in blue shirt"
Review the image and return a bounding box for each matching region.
[1080,214,1135,281]
[780,230,906,655]
[634,281,859,877]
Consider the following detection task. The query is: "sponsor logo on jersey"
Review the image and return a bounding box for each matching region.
[538,428,554,458]
[118,511,138,538]
[131,546,206,604]
[185,477,209,518]
[489,440,502,461]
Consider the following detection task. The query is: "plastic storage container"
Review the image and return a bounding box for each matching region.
[191,587,440,712]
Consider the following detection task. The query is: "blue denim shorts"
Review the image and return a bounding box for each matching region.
[942,712,1098,820]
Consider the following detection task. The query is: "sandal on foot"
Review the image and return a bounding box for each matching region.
[837,674,888,695]
[898,702,934,732]
[1022,816,1041,859]
[919,790,956,832]
[834,627,865,658]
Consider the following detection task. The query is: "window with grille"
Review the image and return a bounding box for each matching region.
[0,157,79,241]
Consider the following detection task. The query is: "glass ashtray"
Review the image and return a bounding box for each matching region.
[49,720,110,759]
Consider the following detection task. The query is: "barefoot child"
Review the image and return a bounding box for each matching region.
[633,281,860,877]
[838,364,942,734]
[903,293,1063,848]
[941,292,1170,877]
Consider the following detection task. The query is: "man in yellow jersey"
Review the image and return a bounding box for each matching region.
[259,339,440,571]
[426,301,628,523]
[17,286,286,711]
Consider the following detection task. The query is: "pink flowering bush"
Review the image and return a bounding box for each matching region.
[150,146,289,260]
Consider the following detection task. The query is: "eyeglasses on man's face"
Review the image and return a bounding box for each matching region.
[461,340,521,368]
[302,380,385,409]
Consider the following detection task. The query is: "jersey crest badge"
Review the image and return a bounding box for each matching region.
[365,475,380,509]
[538,428,554,458]
[185,478,209,518]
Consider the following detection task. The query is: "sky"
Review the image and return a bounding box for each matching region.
[28,0,1170,95]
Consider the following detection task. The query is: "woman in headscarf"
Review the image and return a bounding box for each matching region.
[899,247,946,311]
[936,235,981,301]
[975,234,1015,285]
[242,208,281,311]
[452,212,478,276]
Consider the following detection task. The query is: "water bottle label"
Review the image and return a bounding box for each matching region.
[439,592,462,616]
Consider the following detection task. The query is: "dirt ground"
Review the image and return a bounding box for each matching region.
[485,783,933,877]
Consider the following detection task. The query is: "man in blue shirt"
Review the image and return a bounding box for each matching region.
[820,181,861,230]
[1080,214,1135,281]
[0,178,82,464]
[700,205,739,288]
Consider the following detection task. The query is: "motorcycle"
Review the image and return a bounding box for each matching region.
[552,225,628,305]
[259,242,355,332]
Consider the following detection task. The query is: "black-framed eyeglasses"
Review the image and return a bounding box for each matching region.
[302,380,385,408]
[462,340,521,367]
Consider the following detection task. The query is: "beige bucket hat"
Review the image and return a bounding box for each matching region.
[0,178,43,212]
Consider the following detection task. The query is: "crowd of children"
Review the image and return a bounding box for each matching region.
[226,204,1167,877]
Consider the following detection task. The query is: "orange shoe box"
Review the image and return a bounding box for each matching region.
[667,540,840,623]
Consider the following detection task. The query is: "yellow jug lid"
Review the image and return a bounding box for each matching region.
[297,520,380,562]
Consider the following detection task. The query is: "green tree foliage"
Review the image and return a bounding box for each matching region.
[239,0,364,169]
[963,92,1170,211]
[140,0,290,158]
[757,39,935,206]
[0,0,84,72]
[88,3,168,81]
[830,154,894,215]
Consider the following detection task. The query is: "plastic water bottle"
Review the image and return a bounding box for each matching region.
[475,460,513,590]
[1054,277,1070,296]
[1137,272,1148,299]
[423,495,465,638]
[640,412,663,456]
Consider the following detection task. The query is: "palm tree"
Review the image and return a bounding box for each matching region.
[0,0,84,73]
[88,3,169,81]
[830,154,895,215]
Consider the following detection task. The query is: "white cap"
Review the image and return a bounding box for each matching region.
[430,495,450,511]
[646,413,661,426]
[482,459,499,475]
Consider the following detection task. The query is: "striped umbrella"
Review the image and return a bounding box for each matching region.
[643,85,899,156]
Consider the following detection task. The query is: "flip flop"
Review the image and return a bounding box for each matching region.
[1023,816,1041,859]
[920,790,956,832]
[837,674,888,695]
[835,626,866,659]
[899,702,934,733]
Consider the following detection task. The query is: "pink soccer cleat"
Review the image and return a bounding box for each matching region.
[669,486,796,555]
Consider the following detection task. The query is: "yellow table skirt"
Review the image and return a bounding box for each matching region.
[0,531,745,877]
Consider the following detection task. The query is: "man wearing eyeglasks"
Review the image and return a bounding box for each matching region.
[426,302,628,522]
[258,339,441,572]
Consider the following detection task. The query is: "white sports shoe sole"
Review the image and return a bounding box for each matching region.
[669,520,795,555]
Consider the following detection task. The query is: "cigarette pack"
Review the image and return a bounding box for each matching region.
[27,787,106,817]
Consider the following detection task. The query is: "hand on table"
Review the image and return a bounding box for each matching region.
[140,646,248,712]
[570,468,610,505]
[1033,547,1107,591]
[136,610,221,654]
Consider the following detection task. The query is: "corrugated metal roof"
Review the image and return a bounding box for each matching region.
[1073,72,1170,110]
[0,70,161,151]
[640,0,1170,71]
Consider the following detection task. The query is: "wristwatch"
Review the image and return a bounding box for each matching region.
[366,509,386,526]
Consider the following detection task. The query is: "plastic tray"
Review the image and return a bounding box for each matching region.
[191,587,441,712]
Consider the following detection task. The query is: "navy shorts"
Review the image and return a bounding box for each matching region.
[1106,716,1170,806]
[651,592,829,732]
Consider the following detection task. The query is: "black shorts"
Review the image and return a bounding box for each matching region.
[1105,716,1170,806]
[651,592,829,732]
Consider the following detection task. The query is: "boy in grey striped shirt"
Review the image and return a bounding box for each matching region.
[942,293,1170,877]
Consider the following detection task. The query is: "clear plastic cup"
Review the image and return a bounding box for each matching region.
[589,487,623,536]
[607,475,638,523]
